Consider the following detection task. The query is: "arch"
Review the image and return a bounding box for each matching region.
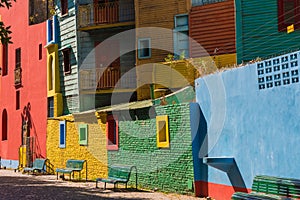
[2,109,8,141]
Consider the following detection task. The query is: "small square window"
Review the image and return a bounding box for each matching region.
[156,115,170,148]
[78,124,88,146]
[138,38,151,59]
[62,48,71,74]
[59,121,66,148]
[61,0,68,15]
[278,0,300,31]
[106,115,118,150]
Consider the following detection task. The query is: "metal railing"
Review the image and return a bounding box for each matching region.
[78,0,135,28]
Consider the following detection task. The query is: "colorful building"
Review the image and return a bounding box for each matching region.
[192,50,300,199]
[236,0,300,63]
[0,0,49,169]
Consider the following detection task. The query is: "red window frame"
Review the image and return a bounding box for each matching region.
[106,115,118,150]
[278,0,300,31]
[2,109,8,141]
[62,48,71,74]
[15,48,21,69]
[61,0,68,15]
[2,44,8,76]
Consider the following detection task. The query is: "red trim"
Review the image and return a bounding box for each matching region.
[106,115,118,150]
[194,181,251,199]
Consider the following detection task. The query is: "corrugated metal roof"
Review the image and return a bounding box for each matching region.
[96,100,153,113]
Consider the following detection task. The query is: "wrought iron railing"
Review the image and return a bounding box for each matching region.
[78,0,135,28]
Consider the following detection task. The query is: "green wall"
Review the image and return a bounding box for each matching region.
[108,103,194,194]
[236,0,300,64]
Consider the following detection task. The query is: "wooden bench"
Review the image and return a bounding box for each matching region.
[23,158,48,175]
[56,159,87,181]
[96,165,137,190]
[232,175,300,199]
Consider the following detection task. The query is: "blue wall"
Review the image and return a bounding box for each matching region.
[194,51,300,189]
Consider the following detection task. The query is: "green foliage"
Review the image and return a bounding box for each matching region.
[0,0,16,44]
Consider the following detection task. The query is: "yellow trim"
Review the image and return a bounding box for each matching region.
[78,21,135,31]
[47,44,60,96]
[156,115,170,148]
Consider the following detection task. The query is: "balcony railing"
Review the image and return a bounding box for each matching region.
[14,67,22,87]
[80,67,136,90]
[78,0,135,28]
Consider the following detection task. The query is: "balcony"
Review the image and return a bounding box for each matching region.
[14,67,22,87]
[78,0,135,30]
[80,67,136,91]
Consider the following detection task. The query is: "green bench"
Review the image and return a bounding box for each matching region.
[56,159,87,181]
[23,158,48,175]
[96,165,137,190]
[232,175,300,199]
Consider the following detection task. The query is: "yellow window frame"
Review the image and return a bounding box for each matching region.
[156,115,170,148]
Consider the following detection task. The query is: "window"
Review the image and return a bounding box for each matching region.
[49,55,54,91]
[2,109,8,141]
[61,0,68,15]
[59,121,66,148]
[48,97,54,117]
[62,48,71,74]
[174,14,189,59]
[138,38,151,59]
[192,0,226,6]
[2,44,8,76]
[16,91,20,110]
[15,48,21,69]
[156,115,170,148]
[278,0,300,31]
[47,15,58,44]
[106,115,118,150]
[78,124,88,146]
[39,44,42,60]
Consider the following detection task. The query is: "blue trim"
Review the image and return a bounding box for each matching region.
[59,121,66,148]
[138,38,151,59]
[46,15,59,45]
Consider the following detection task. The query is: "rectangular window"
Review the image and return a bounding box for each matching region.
[15,48,21,69]
[78,124,88,146]
[62,48,71,74]
[48,97,54,118]
[156,115,170,148]
[106,115,118,150]
[59,121,66,148]
[138,38,151,59]
[2,44,8,76]
[61,0,68,15]
[278,0,300,31]
[16,91,20,110]
[192,0,226,6]
[174,14,189,59]
[39,43,42,60]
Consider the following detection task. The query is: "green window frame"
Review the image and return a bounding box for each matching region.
[78,124,88,146]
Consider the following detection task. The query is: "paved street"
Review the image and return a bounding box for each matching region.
[0,169,205,200]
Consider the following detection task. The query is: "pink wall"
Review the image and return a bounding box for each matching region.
[0,0,47,161]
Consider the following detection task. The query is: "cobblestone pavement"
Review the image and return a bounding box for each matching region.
[0,169,205,200]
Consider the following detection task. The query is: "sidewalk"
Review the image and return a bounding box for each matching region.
[0,169,205,200]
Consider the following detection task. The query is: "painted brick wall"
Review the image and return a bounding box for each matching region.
[108,103,194,194]
[47,114,108,180]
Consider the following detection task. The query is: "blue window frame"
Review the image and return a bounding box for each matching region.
[59,121,66,148]
[138,38,151,59]
[46,15,58,45]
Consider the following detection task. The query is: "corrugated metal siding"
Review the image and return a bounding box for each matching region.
[135,0,190,65]
[189,0,236,57]
[236,0,300,63]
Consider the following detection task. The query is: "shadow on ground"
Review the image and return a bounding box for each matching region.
[0,176,148,200]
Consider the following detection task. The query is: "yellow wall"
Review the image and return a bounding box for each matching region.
[47,114,108,180]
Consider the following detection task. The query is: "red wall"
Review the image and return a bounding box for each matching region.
[0,0,47,160]
[189,0,236,57]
